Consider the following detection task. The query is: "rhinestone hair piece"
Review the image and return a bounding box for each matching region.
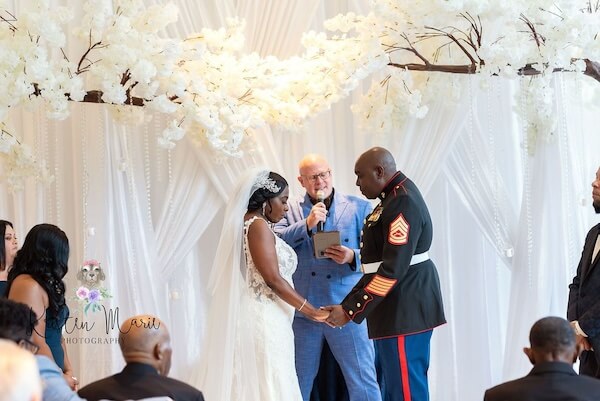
[254,171,281,193]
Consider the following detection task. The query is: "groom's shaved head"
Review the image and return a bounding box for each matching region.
[357,147,396,176]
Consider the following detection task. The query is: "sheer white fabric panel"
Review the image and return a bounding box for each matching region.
[502,75,600,380]
[427,175,512,401]
[445,78,519,266]
[389,82,469,194]
[237,0,320,57]
[1,2,600,400]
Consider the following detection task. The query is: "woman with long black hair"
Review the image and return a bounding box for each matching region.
[6,223,77,390]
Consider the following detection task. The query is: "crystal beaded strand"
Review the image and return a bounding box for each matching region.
[81,106,89,253]
[53,120,62,225]
[520,78,533,289]
[144,117,152,223]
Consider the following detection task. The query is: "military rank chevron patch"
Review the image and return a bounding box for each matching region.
[389,213,409,245]
[365,274,397,297]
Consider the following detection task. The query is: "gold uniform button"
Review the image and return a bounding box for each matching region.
[348,310,354,315]
[363,295,368,300]
[356,303,361,307]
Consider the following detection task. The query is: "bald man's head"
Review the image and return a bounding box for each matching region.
[298,154,328,172]
[354,147,397,199]
[523,316,579,365]
[298,153,333,199]
[357,147,396,172]
[119,315,172,375]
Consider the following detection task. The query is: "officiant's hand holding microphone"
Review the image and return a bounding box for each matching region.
[306,189,327,231]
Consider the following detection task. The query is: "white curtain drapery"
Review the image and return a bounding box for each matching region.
[1,2,599,401]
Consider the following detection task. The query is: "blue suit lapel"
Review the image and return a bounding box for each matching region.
[300,194,311,220]
[329,193,349,231]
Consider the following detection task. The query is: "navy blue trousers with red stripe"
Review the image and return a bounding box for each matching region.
[374,330,432,401]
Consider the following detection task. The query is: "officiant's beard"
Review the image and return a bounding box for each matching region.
[594,200,600,214]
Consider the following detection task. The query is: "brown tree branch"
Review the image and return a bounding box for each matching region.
[388,62,477,74]
[423,26,478,69]
[388,59,600,83]
[77,90,145,106]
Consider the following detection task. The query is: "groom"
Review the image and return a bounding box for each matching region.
[275,154,381,401]
[325,147,446,401]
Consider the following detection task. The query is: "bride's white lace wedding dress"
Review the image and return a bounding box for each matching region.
[236,216,302,400]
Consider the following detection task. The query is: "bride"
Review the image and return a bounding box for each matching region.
[198,168,329,401]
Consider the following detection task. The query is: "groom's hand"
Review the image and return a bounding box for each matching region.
[322,305,351,328]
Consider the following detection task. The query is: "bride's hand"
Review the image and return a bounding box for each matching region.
[309,308,330,322]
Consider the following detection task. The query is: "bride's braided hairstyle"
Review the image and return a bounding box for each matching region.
[247,171,288,214]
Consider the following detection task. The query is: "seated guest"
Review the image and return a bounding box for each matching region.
[0,220,18,296]
[78,314,204,401]
[484,316,600,401]
[0,298,84,401]
[0,339,42,401]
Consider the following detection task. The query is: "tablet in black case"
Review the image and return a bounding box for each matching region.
[312,231,341,259]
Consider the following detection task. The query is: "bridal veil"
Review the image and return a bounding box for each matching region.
[194,167,270,401]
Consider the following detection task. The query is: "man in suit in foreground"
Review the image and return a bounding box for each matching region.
[484,316,600,400]
[568,166,600,377]
[78,314,204,401]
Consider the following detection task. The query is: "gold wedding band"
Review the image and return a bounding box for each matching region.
[72,376,78,382]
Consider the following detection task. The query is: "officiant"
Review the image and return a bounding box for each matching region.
[275,153,381,401]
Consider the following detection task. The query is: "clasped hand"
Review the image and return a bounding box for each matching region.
[308,305,351,329]
[321,305,350,328]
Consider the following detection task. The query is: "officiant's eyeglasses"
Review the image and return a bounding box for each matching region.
[303,170,331,183]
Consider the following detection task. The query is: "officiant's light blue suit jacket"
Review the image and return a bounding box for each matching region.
[275,191,372,306]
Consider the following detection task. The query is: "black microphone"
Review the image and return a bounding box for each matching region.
[316,190,325,232]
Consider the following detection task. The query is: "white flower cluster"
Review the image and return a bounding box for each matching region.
[319,0,600,141]
[0,129,52,192]
[1,0,599,174]
[0,1,387,163]
[515,76,557,150]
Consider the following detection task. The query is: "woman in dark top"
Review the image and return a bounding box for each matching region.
[6,223,77,390]
[0,220,18,296]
